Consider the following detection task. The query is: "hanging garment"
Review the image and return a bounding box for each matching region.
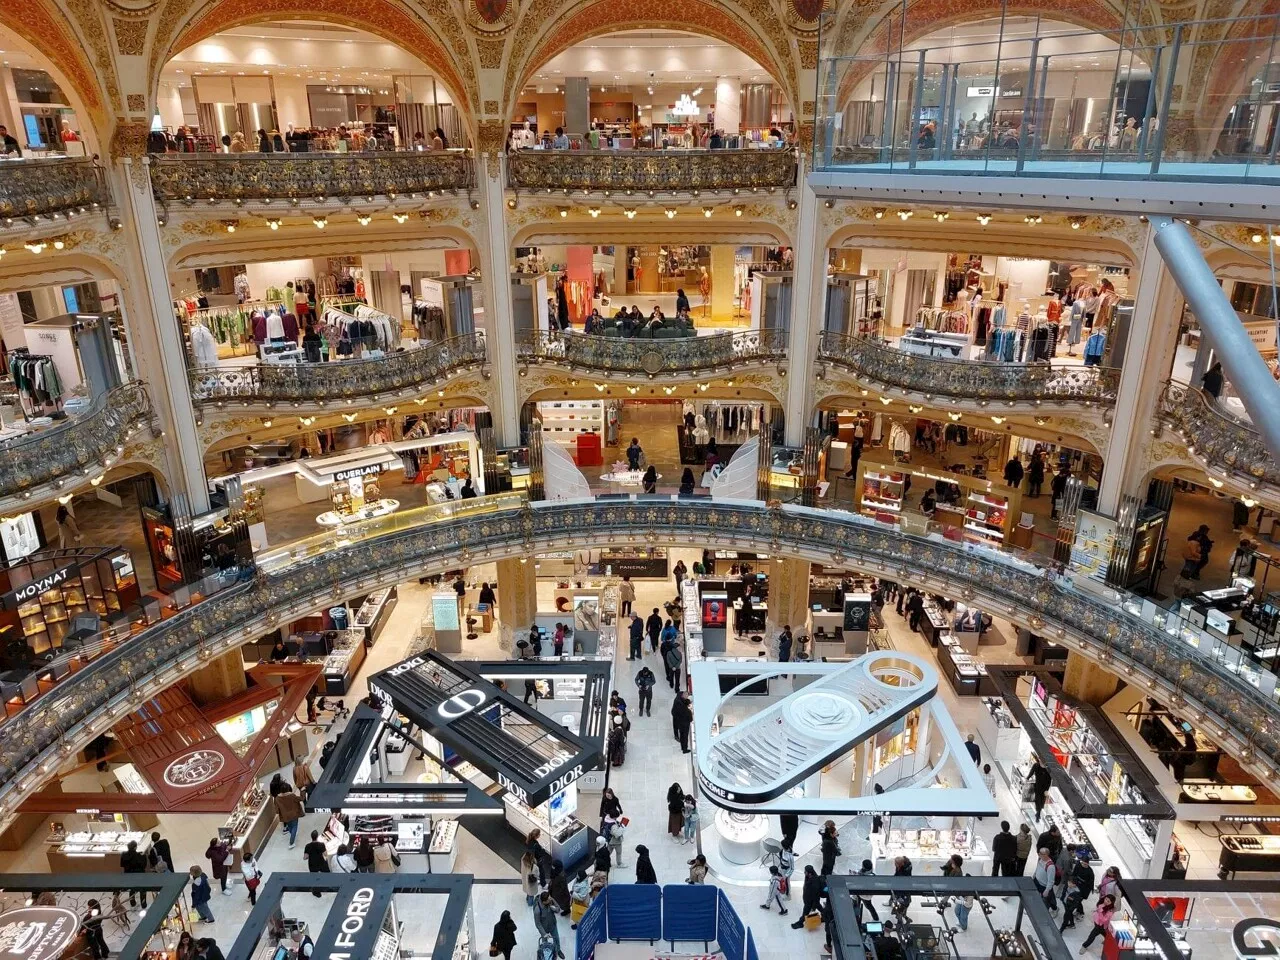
[190,322,220,365]
[265,311,286,340]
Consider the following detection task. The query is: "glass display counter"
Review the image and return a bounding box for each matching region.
[936,635,994,696]
[324,631,368,694]
[872,826,990,868]
[45,828,153,875]
[353,585,398,646]
[316,498,400,527]
[219,783,275,869]
[503,786,589,868]
[714,810,770,864]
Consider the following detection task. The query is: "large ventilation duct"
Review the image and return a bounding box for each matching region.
[1151,217,1280,464]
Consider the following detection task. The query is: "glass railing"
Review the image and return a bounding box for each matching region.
[814,10,1280,182]
[2,496,1279,813]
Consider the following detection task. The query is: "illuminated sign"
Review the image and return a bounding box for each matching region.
[1235,918,1280,959]
[333,463,387,482]
[163,748,226,788]
[329,887,376,960]
[671,95,700,117]
[0,907,80,960]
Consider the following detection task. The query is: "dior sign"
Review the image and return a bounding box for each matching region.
[437,689,486,720]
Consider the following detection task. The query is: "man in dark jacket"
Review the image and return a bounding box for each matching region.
[645,608,663,653]
[777,625,793,663]
[634,665,656,716]
[1030,758,1053,820]
[1003,456,1024,489]
[628,614,644,661]
[148,831,174,873]
[663,641,683,693]
[1068,852,1094,921]
[1050,465,1071,519]
[1036,824,1063,861]
[791,865,825,928]
[671,693,693,753]
[991,821,1018,877]
[303,830,330,898]
[819,822,841,876]
[779,813,799,850]
[120,840,148,907]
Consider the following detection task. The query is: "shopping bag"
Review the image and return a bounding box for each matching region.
[571,901,587,923]
[805,913,822,931]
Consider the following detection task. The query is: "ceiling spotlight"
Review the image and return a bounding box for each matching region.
[734,207,743,218]
[1252,231,1264,243]
[588,207,601,218]
[392,213,409,224]
[787,199,797,210]
[52,238,65,250]
[975,213,992,225]
[896,209,913,220]
[23,241,46,254]
[990,415,1006,424]
[559,207,569,218]
[823,199,834,209]
[873,208,886,219]
[948,412,962,421]
[933,211,949,222]
[623,208,637,219]
[1069,216,1086,230]
[223,221,236,233]
[665,208,677,219]
[312,216,327,229]
[703,207,713,218]
[357,214,372,226]
[265,218,281,230]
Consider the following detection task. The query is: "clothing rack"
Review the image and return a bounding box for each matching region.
[7,350,64,419]
[914,306,970,334]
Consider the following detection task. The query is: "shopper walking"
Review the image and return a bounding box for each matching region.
[619,576,635,617]
[205,837,232,895]
[599,787,623,825]
[791,866,824,928]
[293,758,315,803]
[533,893,563,960]
[760,866,788,914]
[673,559,687,597]
[1003,456,1025,490]
[274,784,304,848]
[634,664,656,716]
[964,734,981,765]
[303,830,330,897]
[634,845,657,884]
[671,692,693,753]
[1201,361,1224,401]
[664,637,683,691]
[189,866,215,923]
[1067,849,1095,921]
[626,438,643,470]
[149,831,175,873]
[54,503,82,547]
[854,860,880,921]
[1096,865,1121,907]
[1033,848,1058,913]
[120,840,148,908]
[1078,895,1117,953]
[777,625,793,664]
[992,821,1018,877]
[1014,824,1034,875]
[819,821,841,876]
[1190,525,1214,578]
[490,912,517,960]
[527,829,552,885]
[521,852,540,905]
[241,852,262,905]
[1027,450,1046,498]
[646,608,663,653]
[1037,824,1063,861]
[667,783,686,838]
[1050,466,1071,520]
[780,813,799,850]
[1029,758,1052,821]
[628,613,644,660]
[374,838,399,873]
[548,861,572,916]
[1054,843,1076,902]
[593,837,613,874]
[353,836,376,873]
[82,900,110,959]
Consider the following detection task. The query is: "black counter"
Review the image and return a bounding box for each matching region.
[1218,836,1280,878]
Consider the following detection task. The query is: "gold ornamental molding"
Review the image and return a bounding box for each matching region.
[507,148,797,194]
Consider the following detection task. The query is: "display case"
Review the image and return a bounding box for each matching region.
[714,810,770,864]
[353,585,398,646]
[858,468,907,519]
[1218,834,1280,878]
[873,825,990,867]
[428,818,459,872]
[46,828,153,875]
[219,783,276,869]
[965,491,1009,543]
[324,631,368,694]
[503,787,589,868]
[936,636,994,696]
[537,400,604,446]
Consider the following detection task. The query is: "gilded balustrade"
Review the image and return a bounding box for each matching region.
[1159,382,1280,489]
[506,148,797,193]
[0,157,107,220]
[0,496,1277,808]
[515,329,787,375]
[817,332,1121,405]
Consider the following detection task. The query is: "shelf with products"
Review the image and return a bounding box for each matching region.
[46,828,154,875]
[537,400,604,445]
[219,783,275,869]
[871,712,920,776]
[873,826,991,865]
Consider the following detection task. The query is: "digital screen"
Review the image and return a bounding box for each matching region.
[701,594,728,627]
[215,705,267,745]
[61,287,80,313]
[432,594,460,631]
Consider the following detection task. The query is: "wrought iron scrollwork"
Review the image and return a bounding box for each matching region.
[515,329,787,375]
[1159,381,1280,489]
[190,334,487,403]
[817,332,1121,404]
[506,149,798,193]
[0,382,151,499]
[0,497,1277,803]
[150,152,475,203]
[0,157,107,219]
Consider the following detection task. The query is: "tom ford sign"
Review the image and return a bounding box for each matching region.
[330,886,376,960]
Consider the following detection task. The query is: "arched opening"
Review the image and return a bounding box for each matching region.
[824,16,1153,165]
[157,18,472,151]
[0,20,105,154]
[510,29,794,148]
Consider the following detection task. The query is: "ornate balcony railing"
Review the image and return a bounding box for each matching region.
[0,382,152,501]
[1,496,1278,811]
[506,148,797,193]
[150,152,475,203]
[189,334,488,404]
[1159,382,1280,489]
[516,329,787,376]
[0,157,108,220]
[817,332,1121,405]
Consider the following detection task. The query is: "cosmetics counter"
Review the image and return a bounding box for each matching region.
[870,822,991,870]
[935,633,995,696]
[504,783,590,866]
[995,673,1174,879]
[1216,833,1280,879]
[978,696,1025,766]
[1106,920,1193,959]
[853,463,1020,546]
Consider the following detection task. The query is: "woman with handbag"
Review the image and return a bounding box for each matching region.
[521,851,540,904]
[490,910,517,960]
[241,851,263,905]
[374,838,401,873]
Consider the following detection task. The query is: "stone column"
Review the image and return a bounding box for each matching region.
[1062,650,1119,706]
[714,78,741,136]
[113,153,209,510]
[186,648,248,705]
[1097,222,1182,513]
[783,158,822,446]
[476,144,521,445]
[496,556,537,654]
[766,556,811,646]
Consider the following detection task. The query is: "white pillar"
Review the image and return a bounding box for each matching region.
[478,155,521,445]
[714,78,741,136]
[115,159,209,511]
[1097,223,1181,513]
[783,159,823,446]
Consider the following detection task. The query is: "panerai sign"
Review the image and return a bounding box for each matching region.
[2,564,78,610]
[330,886,376,960]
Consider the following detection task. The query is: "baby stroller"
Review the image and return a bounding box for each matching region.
[537,934,557,960]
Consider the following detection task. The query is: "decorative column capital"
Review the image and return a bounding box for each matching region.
[476,120,507,179]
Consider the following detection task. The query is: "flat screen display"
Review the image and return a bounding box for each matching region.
[701,594,728,627]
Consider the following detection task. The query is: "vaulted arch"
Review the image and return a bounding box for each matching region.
[506,1,799,122]
[157,0,478,133]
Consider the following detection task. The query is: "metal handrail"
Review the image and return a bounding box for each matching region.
[1159,381,1280,489]
[516,328,788,374]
